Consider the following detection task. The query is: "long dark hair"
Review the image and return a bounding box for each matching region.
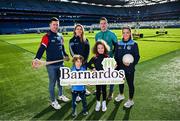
[93,40,110,55]
[73,24,86,42]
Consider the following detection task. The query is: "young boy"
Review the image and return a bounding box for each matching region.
[71,55,88,117]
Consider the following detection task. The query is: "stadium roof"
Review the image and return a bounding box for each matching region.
[60,0,178,7]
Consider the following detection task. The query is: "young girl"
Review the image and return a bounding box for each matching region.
[71,55,88,117]
[88,40,110,112]
[114,26,140,108]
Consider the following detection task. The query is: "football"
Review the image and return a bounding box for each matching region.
[122,54,134,64]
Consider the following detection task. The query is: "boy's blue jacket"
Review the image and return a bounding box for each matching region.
[71,66,86,91]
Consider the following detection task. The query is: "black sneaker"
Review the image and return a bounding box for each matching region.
[83,111,88,116]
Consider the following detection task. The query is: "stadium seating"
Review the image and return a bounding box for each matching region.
[0,0,179,34]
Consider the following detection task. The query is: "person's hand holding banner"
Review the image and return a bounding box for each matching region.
[64,56,70,61]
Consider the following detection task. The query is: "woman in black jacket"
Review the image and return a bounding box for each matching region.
[114,26,140,108]
[69,24,90,66]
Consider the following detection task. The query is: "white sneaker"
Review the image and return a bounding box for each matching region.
[115,94,125,102]
[58,95,70,102]
[85,89,91,96]
[95,101,101,111]
[102,101,107,112]
[124,99,134,108]
[51,100,61,110]
[76,96,81,102]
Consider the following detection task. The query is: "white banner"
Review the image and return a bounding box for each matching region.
[60,58,125,86]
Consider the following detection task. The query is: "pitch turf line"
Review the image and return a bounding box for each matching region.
[0,39,36,55]
[0,39,46,60]
[136,39,180,43]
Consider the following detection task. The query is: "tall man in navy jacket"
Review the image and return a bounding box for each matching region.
[32,17,70,110]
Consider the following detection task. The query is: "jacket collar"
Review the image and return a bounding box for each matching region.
[118,39,134,45]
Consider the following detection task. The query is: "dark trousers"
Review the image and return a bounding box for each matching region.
[72,90,87,113]
[96,85,107,101]
[119,71,135,99]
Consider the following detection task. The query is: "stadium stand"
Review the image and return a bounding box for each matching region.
[0,0,179,34]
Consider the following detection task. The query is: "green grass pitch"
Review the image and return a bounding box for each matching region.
[0,28,180,120]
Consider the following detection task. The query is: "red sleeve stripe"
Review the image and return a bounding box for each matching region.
[41,34,49,47]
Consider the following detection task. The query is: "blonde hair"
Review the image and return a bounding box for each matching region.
[73,24,86,42]
[100,17,108,23]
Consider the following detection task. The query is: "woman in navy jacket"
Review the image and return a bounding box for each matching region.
[69,24,90,66]
[114,26,140,108]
